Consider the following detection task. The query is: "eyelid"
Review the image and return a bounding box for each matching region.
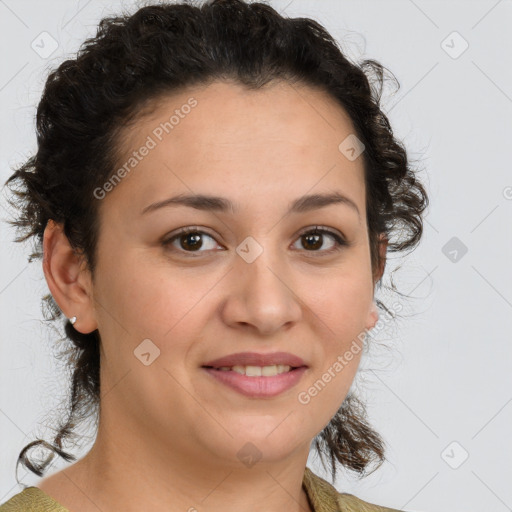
[162,226,223,252]
[296,225,346,242]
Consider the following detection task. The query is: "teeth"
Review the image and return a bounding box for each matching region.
[218,364,292,376]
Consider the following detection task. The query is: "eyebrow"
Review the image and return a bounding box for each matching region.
[141,191,360,219]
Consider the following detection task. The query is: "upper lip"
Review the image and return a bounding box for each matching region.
[202,352,307,368]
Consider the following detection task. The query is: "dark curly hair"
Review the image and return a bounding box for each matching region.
[4,0,428,485]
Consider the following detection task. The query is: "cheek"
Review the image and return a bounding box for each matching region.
[93,255,225,396]
[299,271,370,399]
[299,336,363,428]
[291,271,370,412]
[306,269,373,337]
[92,257,208,419]
[96,250,208,339]
[296,351,362,437]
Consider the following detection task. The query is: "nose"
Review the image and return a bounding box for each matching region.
[220,246,303,336]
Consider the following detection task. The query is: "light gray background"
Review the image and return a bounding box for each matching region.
[1,1,511,511]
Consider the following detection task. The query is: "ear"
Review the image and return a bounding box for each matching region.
[42,220,97,334]
[365,234,388,330]
[373,233,388,284]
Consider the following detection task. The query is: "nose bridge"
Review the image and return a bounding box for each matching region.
[223,235,302,334]
[239,238,284,293]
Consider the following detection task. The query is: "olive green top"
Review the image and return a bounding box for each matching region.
[0,466,403,511]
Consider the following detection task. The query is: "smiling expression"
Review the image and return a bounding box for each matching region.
[85,78,381,466]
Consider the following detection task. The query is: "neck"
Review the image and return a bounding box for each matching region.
[41,412,314,512]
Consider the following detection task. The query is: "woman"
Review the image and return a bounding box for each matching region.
[1,0,428,510]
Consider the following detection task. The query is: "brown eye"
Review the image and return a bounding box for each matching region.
[163,228,220,253]
[162,226,347,257]
[293,227,347,254]
[301,232,323,250]
[179,232,203,251]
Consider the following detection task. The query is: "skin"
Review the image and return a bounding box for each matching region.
[38,79,387,512]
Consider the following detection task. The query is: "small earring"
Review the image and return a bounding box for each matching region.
[69,316,77,325]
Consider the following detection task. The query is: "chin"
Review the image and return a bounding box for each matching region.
[220,423,307,461]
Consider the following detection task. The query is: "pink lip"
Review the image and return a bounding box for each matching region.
[202,367,308,398]
[202,351,307,368]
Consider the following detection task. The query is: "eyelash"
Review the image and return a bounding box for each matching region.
[161,225,348,257]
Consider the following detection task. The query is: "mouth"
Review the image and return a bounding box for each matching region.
[201,351,307,370]
[201,365,307,398]
[201,364,304,376]
[201,353,308,397]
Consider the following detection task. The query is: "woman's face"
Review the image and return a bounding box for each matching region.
[85,80,382,468]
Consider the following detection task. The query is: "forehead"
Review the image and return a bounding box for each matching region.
[135,79,358,154]
[107,79,366,218]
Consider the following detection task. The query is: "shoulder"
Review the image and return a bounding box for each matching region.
[0,487,70,512]
[303,466,405,512]
[336,492,404,512]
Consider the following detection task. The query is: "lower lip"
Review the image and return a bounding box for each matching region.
[202,367,307,398]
